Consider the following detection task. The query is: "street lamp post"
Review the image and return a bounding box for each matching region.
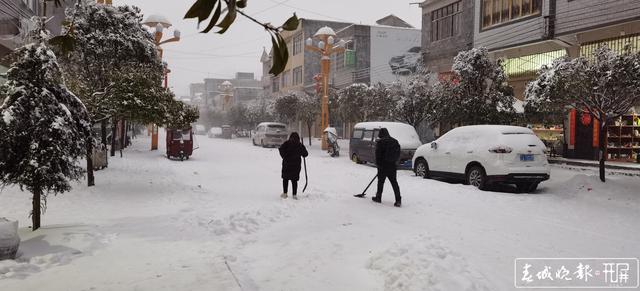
[305,27,345,150]
[142,15,181,151]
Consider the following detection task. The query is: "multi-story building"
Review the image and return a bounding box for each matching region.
[420,0,475,79]
[333,15,422,89]
[1,0,71,84]
[203,72,262,111]
[260,18,351,97]
[472,0,640,161]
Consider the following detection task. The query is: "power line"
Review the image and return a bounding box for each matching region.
[266,0,351,23]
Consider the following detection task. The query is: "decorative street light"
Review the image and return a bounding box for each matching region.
[218,81,234,112]
[142,15,181,151]
[305,26,345,150]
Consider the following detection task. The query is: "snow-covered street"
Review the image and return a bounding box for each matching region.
[1,132,639,291]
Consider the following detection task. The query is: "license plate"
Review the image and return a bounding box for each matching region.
[520,154,534,162]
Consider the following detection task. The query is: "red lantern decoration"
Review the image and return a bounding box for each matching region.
[581,111,592,126]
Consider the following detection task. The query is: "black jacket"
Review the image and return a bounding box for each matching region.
[279,139,309,181]
[375,128,400,170]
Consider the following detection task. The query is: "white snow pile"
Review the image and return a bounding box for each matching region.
[368,235,490,291]
[0,252,74,280]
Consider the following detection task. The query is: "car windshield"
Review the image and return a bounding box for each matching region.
[267,125,285,132]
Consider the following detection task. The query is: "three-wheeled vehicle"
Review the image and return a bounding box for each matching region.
[166,128,193,161]
[324,127,340,157]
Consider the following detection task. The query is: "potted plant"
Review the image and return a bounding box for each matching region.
[0,218,20,260]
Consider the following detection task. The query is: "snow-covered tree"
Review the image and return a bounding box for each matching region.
[389,75,437,129]
[55,1,160,185]
[274,93,300,124]
[0,41,91,231]
[297,93,320,146]
[227,104,249,129]
[526,45,640,182]
[337,83,369,123]
[366,82,395,121]
[246,98,275,130]
[435,47,516,126]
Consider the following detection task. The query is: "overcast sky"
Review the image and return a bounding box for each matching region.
[112,0,423,97]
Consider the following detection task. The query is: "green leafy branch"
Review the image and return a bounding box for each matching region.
[184,0,298,75]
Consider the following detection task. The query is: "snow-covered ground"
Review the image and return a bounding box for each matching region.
[1,131,639,291]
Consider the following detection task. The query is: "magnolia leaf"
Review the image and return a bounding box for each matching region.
[201,2,222,33]
[216,0,237,34]
[281,13,299,31]
[185,0,216,24]
[269,33,289,75]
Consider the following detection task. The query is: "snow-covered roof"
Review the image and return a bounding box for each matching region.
[314,26,337,37]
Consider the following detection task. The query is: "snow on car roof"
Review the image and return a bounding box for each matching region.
[451,125,534,135]
[257,122,287,126]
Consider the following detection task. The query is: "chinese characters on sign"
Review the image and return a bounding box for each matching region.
[515,258,639,288]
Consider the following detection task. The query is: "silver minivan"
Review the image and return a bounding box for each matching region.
[252,122,288,147]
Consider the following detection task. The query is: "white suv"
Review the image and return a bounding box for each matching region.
[412,125,550,192]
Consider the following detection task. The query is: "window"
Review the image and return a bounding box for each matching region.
[352,129,364,139]
[293,34,303,55]
[272,77,280,93]
[293,66,303,86]
[481,0,542,29]
[431,2,461,42]
[362,130,373,140]
[281,70,290,88]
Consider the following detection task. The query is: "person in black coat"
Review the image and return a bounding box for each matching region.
[278,132,308,199]
[373,128,402,207]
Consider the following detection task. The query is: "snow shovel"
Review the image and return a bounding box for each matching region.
[302,157,308,193]
[354,174,378,198]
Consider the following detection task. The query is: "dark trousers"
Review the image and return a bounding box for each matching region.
[283,179,298,195]
[375,168,401,202]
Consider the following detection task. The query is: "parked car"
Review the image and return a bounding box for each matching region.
[389,46,421,75]
[252,122,288,147]
[208,127,222,138]
[221,125,233,139]
[412,125,550,193]
[194,124,206,135]
[350,122,422,168]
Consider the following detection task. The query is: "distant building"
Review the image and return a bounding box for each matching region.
[202,72,262,111]
[260,18,351,97]
[333,16,422,89]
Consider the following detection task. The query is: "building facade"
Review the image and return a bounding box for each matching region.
[260,18,351,97]
[472,0,640,161]
[333,17,422,89]
[420,0,475,78]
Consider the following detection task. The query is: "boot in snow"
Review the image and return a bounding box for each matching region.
[292,195,298,200]
[372,196,381,203]
[394,201,401,207]
[281,193,288,199]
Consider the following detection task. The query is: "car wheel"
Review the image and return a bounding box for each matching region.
[466,165,487,190]
[252,139,256,146]
[351,153,361,164]
[516,182,539,193]
[414,159,430,179]
[261,140,266,148]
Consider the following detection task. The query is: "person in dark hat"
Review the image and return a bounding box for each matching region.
[372,128,402,207]
[278,132,308,199]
